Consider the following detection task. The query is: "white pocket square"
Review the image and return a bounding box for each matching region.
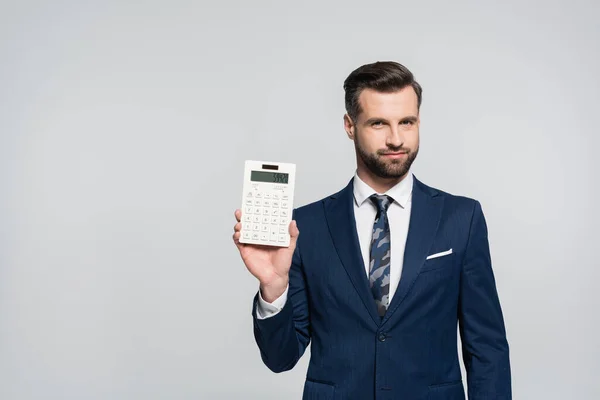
[426,248,453,260]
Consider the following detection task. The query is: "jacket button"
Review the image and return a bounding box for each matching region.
[378,332,387,342]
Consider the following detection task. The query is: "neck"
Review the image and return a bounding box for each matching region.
[356,165,409,194]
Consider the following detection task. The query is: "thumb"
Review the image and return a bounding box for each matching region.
[289,220,300,245]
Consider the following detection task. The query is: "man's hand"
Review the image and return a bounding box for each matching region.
[232,209,300,302]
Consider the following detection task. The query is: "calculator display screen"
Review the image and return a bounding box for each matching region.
[251,171,289,184]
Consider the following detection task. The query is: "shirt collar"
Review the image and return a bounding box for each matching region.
[353,169,413,209]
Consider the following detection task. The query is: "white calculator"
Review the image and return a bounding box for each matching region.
[239,160,296,247]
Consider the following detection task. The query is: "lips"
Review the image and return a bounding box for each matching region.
[382,152,407,158]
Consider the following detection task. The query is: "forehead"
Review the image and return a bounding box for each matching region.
[357,87,419,119]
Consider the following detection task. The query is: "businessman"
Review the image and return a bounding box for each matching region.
[233,61,511,399]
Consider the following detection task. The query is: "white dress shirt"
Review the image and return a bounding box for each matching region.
[255,170,414,319]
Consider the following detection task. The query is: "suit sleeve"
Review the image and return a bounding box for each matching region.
[251,214,310,373]
[458,200,512,399]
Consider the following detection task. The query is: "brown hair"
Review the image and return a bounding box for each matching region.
[343,61,423,122]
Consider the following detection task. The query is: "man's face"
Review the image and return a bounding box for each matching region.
[344,86,420,179]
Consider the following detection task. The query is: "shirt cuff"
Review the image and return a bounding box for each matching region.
[255,284,289,320]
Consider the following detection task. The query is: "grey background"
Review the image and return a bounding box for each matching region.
[1,0,598,399]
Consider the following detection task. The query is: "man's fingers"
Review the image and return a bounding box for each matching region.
[234,222,241,232]
[232,231,244,250]
[234,209,242,222]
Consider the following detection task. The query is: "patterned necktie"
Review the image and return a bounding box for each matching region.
[369,194,392,317]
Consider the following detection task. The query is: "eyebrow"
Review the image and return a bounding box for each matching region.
[364,116,418,125]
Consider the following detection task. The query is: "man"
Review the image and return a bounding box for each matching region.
[232,61,511,399]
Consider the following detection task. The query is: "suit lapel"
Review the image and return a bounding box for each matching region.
[381,177,444,325]
[324,179,381,326]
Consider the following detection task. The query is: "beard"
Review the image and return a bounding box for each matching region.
[355,135,419,179]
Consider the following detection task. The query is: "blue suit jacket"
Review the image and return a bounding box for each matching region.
[251,176,511,400]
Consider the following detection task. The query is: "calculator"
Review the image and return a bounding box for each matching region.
[239,160,296,247]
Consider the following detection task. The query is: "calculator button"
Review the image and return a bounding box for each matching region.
[278,234,287,242]
[279,226,286,234]
[270,231,278,241]
[280,218,287,225]
[272,194,280,200]
[263,200,271,207]
[271,217,278,224]
[253,224,260,231]
[262,216,270,224]
[254,199,262,206]
[244,215,252,223]
[263,208,270,215]
[282,202,288,208]
[272,201,280,208]
[281,210,289,217]
[261,225,269,232]
[255,192,262,198]
[247,192,253,198]
[260,233,268,241]
[282,195,289,201]
[264,193,272,199]
[245,206,253,214]
[253,215,261,223]
[245,199,253,206]
[251,233,259,240]
[243,232,251,239]
[254,207,261,214]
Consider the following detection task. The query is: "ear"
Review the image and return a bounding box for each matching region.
[343,113,355,140]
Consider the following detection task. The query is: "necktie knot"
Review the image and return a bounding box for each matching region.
[370,194,393,214]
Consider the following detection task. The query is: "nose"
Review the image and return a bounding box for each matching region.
[386,125,404,148]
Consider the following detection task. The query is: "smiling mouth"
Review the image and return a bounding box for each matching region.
[381,152,407,157]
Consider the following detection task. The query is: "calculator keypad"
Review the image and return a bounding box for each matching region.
[241,190,292,245]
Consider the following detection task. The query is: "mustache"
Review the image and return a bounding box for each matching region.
[377,147,411,155]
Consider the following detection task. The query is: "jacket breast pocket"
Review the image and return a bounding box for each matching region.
[302,379,335,400]
[420,251,455,274]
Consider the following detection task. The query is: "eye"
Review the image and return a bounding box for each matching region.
[371,121,384,127]
[400,120,414,125]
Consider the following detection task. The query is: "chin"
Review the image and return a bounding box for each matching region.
[385,166,409,177]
